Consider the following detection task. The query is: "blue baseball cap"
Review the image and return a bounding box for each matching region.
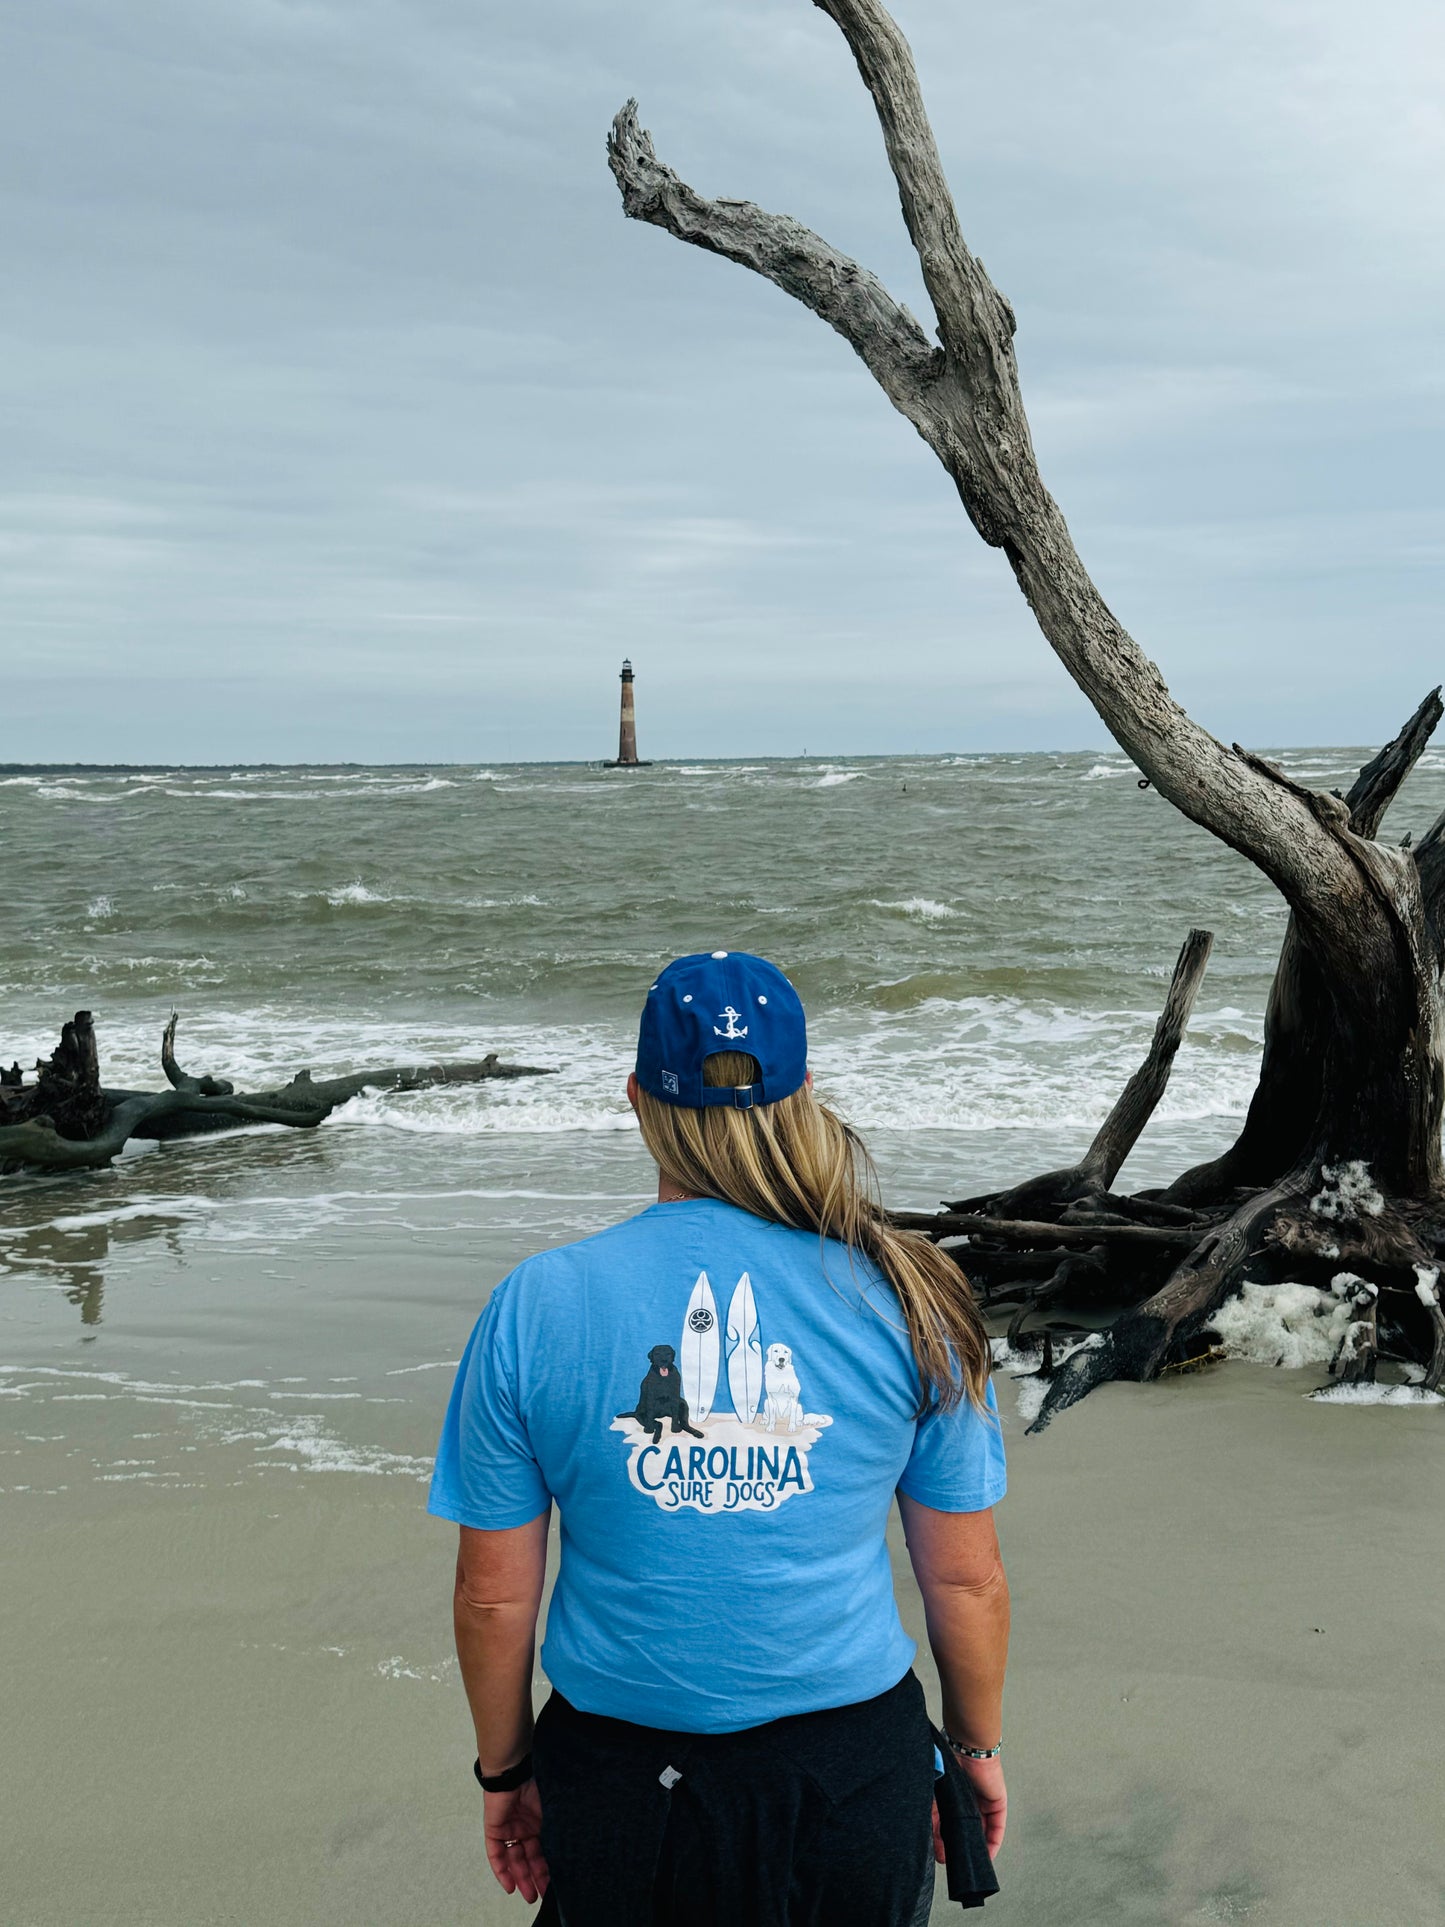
[637,951,808,1110]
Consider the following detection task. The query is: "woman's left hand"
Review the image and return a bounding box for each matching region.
[483,1783,549,1903]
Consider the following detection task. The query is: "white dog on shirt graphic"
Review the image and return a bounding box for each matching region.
[763,1342,806,1433]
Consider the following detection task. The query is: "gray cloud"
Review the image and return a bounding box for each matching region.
[3,0,1444,760]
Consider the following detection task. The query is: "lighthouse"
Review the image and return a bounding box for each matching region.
[607,658,650,767]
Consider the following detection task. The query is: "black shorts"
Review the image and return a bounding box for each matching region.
[532,1670,937,1927]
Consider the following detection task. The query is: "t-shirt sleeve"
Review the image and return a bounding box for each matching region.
[896,1376,1007,1513]
[427,1284,551,1530]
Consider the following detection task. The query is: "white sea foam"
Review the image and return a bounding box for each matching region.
[1210,1282,1356,1369]
[0,1365,434,1483]
[813,770,864,787]
[1310,1161,1385,1221]
[1082,762,1137,780]
[376,1653,456,1682]
[1310,1382,1444,1408]
[990,1334,1102,1424]
[252,1425,431,1477]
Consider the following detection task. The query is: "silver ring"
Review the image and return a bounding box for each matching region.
[503,1838,521,1849]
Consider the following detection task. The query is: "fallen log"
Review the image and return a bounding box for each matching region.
[0,1012,554,1173]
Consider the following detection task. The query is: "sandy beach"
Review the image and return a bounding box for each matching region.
[5,754,1444,1924]
[8,1333,1442,1925]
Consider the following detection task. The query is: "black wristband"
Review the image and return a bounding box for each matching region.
[475,1753,533,1793]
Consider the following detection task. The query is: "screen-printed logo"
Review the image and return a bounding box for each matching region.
[612,1271,832,1515]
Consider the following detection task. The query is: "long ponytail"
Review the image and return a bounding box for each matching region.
[633,1050,991,1414]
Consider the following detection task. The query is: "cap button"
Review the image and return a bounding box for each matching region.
[711,950,728,958]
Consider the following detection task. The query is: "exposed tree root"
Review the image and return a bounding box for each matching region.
[1025,1164,1320,1430]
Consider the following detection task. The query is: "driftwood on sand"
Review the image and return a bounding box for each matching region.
[609,0,1445,1422]
[0,1010,552,1174]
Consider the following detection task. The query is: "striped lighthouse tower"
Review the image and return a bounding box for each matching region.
[607,659,650,767]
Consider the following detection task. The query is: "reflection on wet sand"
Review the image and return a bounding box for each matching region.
[0,1123,342,1325]
[0,1211,185,1325]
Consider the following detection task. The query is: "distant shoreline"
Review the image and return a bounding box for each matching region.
[0,745,1386,776]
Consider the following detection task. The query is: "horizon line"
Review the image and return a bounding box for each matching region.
[0,743,1404,776]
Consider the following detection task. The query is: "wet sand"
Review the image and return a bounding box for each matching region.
[7,1353,1442,1925]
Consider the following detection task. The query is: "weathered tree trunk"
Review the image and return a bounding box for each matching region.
[1163,699,1438,1197]
[608,0,1445,1421]
[0,1014,553,1174]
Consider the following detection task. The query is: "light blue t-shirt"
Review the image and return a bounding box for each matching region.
[428,1198,1006,1734]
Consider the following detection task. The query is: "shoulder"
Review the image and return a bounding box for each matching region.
[487,1209,669,1311]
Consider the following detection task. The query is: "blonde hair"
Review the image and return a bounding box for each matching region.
[634,1051,992,1414]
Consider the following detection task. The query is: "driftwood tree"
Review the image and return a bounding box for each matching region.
[0,1010,551,1174]
[608,0,1445,1422]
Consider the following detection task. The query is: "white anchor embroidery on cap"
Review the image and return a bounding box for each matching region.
[714,1006,749,1041]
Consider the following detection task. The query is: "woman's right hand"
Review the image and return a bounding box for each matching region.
[956,1753,1007,1858]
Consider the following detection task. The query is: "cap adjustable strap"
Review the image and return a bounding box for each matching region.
[696,1081,765,1109]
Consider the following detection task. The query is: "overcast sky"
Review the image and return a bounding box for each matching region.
[5,0,1445,762]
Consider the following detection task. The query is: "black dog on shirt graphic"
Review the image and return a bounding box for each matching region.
[617,1343,705,1445]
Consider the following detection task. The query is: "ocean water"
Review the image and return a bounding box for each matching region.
[5,745,1445,1487]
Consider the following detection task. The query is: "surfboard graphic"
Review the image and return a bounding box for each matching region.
[725,1272,763,1425]
[680,1272,720,1422]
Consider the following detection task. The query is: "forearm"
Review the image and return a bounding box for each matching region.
[453,1588,539,1774]
[919,1566,1010,1748]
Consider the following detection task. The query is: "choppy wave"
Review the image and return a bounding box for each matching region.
[323,883,393,906]
[2,746,1422,1159]
[0,992,1263,1144]
[871,898,960,922]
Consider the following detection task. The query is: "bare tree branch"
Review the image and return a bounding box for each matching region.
[1416,1269,1445,1393]
[1343,685,1442,839]
[925,929,1211,1222]
[0,1088,331,1173]
[607,100,936,420]
[889,1213,1198,1249]
[1076,928,1214,1189]
[812,0,1018,378]
[161,1011,234,1097]
[609,3,1380,924]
